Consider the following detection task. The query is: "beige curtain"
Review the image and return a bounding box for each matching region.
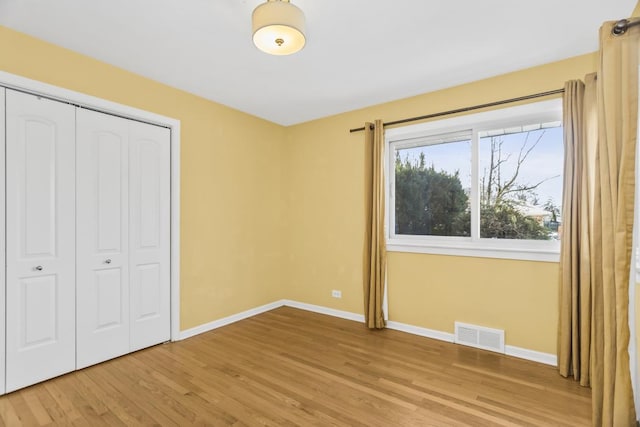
[363,120,386,329]
[558,78,591,386]
[591,21,639,426]
[558,20,639,426]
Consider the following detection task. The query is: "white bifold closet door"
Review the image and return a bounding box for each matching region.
[76,109,130,369]
[5,90,76,392]
[128,120,171,352]
[76,108,170,368]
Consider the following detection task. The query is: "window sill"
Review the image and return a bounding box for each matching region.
[387,239,560,263]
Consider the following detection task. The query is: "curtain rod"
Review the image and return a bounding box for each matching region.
[349,88,565,133]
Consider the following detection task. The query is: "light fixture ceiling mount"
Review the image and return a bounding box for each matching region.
[252,0,306,56]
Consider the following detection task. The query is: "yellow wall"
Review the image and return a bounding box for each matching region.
[284,53,598,354]
[0,26,287,330]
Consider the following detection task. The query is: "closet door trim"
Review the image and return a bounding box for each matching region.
[0,71,182,342]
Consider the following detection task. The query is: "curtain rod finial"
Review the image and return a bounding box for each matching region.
[612,19,629,36]
[611,18,640,36]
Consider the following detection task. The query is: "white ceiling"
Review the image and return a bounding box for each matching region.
[0,0,636,126]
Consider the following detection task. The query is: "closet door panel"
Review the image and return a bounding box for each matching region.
[129,121,171,351]
[76,109,130,369]
[5,90,76,392]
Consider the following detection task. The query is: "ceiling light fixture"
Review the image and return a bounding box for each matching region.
[252,0,306,55]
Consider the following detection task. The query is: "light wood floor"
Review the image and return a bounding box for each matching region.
[0,307,590,426]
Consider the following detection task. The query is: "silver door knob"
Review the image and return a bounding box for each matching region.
[35,266,43,271]
[105,259,112,264]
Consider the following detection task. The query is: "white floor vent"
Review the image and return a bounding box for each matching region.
[454,322,505,354]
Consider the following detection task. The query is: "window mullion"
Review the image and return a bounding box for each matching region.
[470,129,480,241]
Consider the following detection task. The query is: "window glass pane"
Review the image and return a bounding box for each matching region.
[395,138,471,237]
[479,126,563,240]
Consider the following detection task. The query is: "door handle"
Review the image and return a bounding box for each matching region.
[34,265,43,271]
[105,259,112,264]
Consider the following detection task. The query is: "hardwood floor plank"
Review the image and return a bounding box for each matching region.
[30,385,69,425]
[0,307,591,426]
[0,396,24,426]
[81,363,174,425]
[20,390,52,426]
[5,393,42,426]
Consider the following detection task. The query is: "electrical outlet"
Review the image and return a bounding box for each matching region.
[331,290,342,298]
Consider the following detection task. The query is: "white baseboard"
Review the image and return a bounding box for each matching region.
[386,321,455,343]
[505,345,557,366]
[283,302,556,366]
[281,300,365,323]
[177,299,556,367]
[177,300,285,340]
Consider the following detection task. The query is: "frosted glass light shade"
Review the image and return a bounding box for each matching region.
[252,0,306,55]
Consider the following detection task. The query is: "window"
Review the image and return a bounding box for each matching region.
[386,99,563,261]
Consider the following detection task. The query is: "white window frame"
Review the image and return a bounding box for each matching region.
[385,99,563,262]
